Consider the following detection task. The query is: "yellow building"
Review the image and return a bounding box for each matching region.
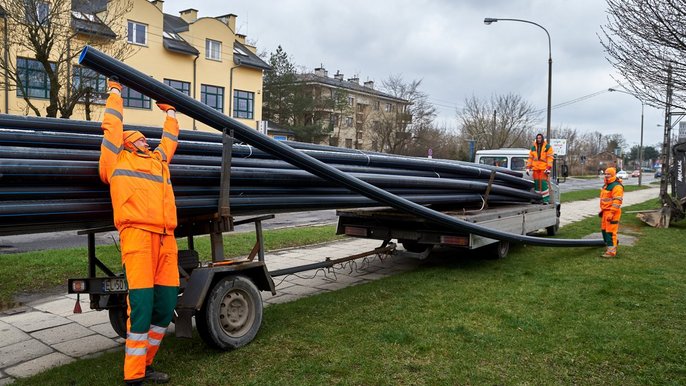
[0,0,270,132]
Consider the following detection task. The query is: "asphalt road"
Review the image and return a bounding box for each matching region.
[0,174,657,254]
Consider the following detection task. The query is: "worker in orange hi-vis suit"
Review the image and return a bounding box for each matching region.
[599,167,624,258]
[526,133,555,204]
[99,78,179,385]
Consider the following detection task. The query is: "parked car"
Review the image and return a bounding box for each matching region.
[616,170,629,179]
[655,170,662,178]
[631,170,641,177]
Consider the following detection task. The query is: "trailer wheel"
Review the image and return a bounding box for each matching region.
[196,275,262,350]
[486,241,510,259]
[108,305,128,339]
[400,240,430,253]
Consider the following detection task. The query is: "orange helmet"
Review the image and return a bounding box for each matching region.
[604,167,617,182]
[123,130,146,152]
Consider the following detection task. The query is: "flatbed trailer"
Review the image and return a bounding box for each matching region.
[336,201,560,259]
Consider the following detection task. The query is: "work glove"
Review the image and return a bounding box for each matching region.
[544,168,551,175]
[598,211,603,218]
[107,78,122,93]
[526,169,531,176]
[156,102,176,112]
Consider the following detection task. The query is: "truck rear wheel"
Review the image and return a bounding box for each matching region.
[546,205,561,236]
[485,240,509,259]
[400,240,431,253]
[196,275,263,350]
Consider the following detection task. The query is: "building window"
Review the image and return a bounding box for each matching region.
[345,138,353,148]
[347,96,354,106]
[164,79,190,95]
[206,39,221,61]
[385,103,393,112]
[374,101,380,111]
[122,86,151,109]
[26,1,49,25]
[72,66,107,103]
[16,57,52,99]
[127,21,147,45]
[356,131,363,140]
[202,84,224,112]
[233,90,254,119]
[345,117,353,127]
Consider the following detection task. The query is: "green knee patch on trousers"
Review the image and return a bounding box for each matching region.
[128,288,154,333]
[601,230,613,247]
[151,285,179,327]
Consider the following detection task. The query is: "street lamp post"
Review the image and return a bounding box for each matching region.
[608,88,645,186]
[484,17,552,142]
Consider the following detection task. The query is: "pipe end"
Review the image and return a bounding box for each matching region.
[78,46,90,64]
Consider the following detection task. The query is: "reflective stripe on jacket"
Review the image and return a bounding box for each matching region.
[600,179,624,214]
[99,93,179,234]
[527,140,554,171]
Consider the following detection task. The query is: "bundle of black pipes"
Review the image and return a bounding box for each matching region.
[76,46,605,247]
[0,115,536,236]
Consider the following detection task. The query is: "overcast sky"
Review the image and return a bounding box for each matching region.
[163,0,665,149]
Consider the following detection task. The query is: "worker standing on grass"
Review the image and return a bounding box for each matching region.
[526,133,555,204]
[99,78,179,385]
[599,167,624,258]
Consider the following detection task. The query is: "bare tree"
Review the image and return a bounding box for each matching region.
[599,0,686,109]
[457,93,541,151]
[0,0,132,118]
[370,75,436,154]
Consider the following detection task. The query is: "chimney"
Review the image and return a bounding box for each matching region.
[151,0,164,12]
[364,80,374,89]
[334,71,344,81]
[314,67,328,78]
[348,77,359,84]
[236,34,246,44]
[179,8,198,23]
[216,13,237,32]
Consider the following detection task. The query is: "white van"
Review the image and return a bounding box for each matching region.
[474,148,530,173]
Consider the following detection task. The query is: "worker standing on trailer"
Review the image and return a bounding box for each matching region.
[599,167,624,258]
[99,78,179,385]
[526,133,555,204]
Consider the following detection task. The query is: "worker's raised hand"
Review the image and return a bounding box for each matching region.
[156,102,176,113]
[526,169,531,176]
[544,168,551,175]
[598,211,603,218]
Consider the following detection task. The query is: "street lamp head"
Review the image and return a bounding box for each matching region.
[484,17,498,25]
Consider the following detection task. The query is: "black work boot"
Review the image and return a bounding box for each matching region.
[145,366,170,384]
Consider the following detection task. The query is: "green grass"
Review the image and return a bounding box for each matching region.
[0,225,342,310]
[13,199,686,385]
[560,184,650,203]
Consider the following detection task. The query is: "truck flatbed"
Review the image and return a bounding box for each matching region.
[336,203,560,258]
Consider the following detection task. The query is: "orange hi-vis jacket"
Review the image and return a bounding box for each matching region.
[600,178,623,215]
[99,94,179,234]
[527,140,554,172]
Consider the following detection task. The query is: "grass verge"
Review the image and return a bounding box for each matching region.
[560,184,650,203]
[0,225,342,310]
[13,199,686,385]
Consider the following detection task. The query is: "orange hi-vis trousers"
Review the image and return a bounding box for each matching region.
[601,210,621,255]
[121,227,179,382]
[532,169,550,203]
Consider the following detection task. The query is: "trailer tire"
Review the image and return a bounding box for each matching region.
[196,275,262,350]
[108,304,128,339]
[400,240,430,253]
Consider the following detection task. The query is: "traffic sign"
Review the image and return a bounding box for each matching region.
[549,138,567,156]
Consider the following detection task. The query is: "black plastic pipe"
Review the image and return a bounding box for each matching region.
[78,45,601,247]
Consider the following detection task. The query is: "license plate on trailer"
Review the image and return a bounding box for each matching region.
[102,278,128,292]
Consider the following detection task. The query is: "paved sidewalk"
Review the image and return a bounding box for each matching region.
[0,187,660,384]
